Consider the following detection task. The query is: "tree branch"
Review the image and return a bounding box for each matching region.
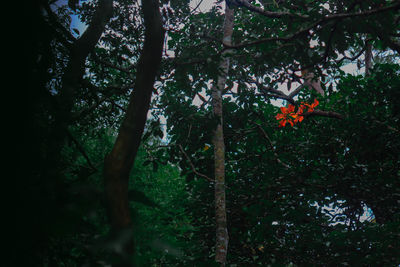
[71,80,133,122]
[92,53,134,74]
[336,44,367,65]
[254,123,290,169]
[373,119,400,134]
[324,2,400,21]
[232,0,308,19]
[225,2,400,49]
[67,130,98,172]
[304,109,344,119]
[250,77,305,105]
[178,145,213,182]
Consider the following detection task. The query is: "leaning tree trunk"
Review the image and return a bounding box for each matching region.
[103,0,164,266]
[211,5,234,266]
[55,0,113,149]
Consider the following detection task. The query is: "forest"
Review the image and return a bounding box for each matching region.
[13,0,400,266]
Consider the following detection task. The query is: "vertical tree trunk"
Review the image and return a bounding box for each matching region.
[103,1,164,266]
[365,41,373,76]
[211,5,234,266]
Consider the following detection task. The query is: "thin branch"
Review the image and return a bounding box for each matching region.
[260,92,295,104]
[336,45,367,65]
[250,78,305,105]
[324,2,400,21]
[254,123,290,169]
[226,2,400,49]
[304,109,344,119]
[73,95,108,121]
[109,100,127,112]
[233,0,308,19]
[71,80,133,122]
[197,93,208,103]
[373,119,400,134]
[288,83,306,99]
[190,0,205,14]
[92,53,133,74]
[178,144,213,182]
[67,130,98,172]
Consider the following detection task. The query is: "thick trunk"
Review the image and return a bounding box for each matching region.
[103,0,164,266]
[211,5,234,266]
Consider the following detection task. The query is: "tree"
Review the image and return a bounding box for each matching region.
[161,0,400,264]
[103,0,164,265]
[19,0,400,266]
[12,0,113,265]
[211,5,234,265]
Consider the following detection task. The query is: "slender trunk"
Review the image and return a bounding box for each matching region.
[103,1,164,266]
[365,41,372,76]
[211,5,234,266]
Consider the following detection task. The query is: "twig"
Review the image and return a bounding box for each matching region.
[288,83,306,99]
[304,109,344,119]
[225,2,400,50]
[190,0,205,14]
[67,130,98,172]
[254,123,290,169]
[178,144,213,182]
[250,77,305,105]
[336,45,367,65]
[373,119,400,134]
[233,0,308,19]
[92,53,133,74]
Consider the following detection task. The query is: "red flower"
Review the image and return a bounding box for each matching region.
[275,104,296,127]
[303,99,319,112]
[275,99,319,127]
[293,105,305,123]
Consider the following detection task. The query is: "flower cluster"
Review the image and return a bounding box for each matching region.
[275,99,319,127]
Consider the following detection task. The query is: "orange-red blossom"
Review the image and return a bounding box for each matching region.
[275,99,319,127]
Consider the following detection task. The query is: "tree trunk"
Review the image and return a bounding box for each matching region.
[301,68,324,96]
[211,5,234,266]
[51,0,113,168]
[365,41,372,76]
[103,0,164,266]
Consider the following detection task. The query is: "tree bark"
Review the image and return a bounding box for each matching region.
[103,0,164,266]
[211,5,234,266]
[365,41,372,76]
[301,68,324,96]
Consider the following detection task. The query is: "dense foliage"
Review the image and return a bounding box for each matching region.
[17,0,400,266]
